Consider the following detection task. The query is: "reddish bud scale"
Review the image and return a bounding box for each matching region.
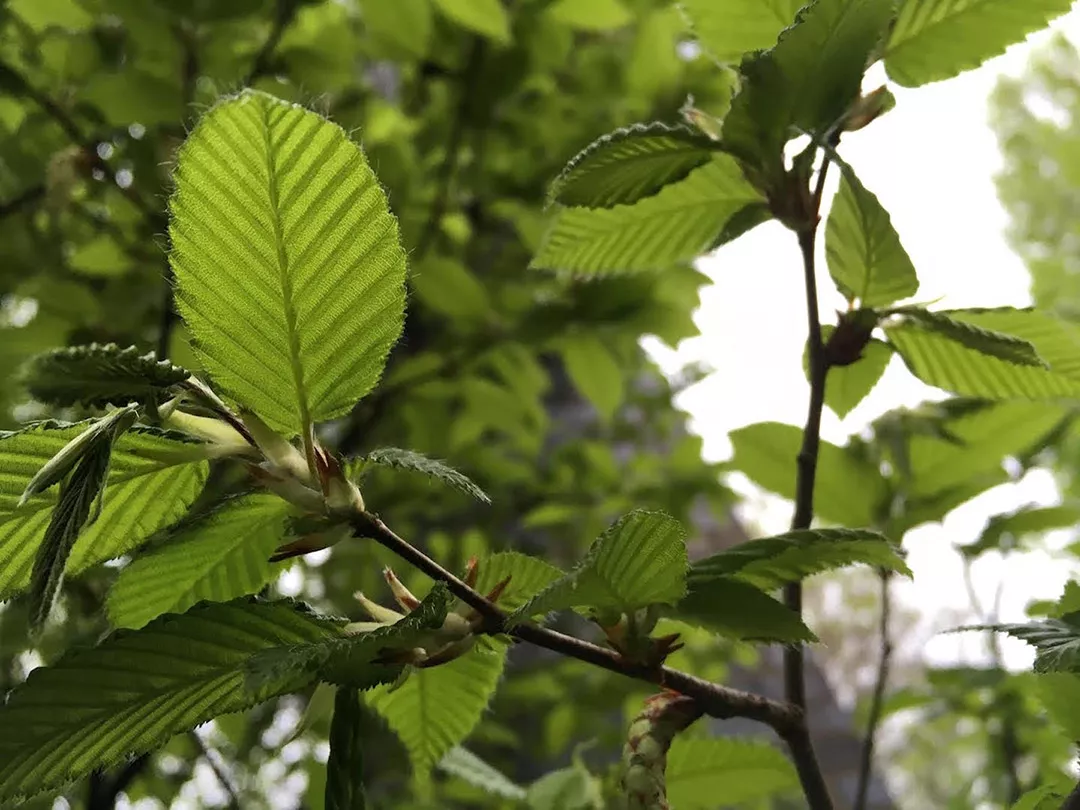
[621,691,702,810]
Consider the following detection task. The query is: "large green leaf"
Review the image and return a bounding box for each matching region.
[169,90,407,436]
[670,578,816,642]
[889,308,1046,366]
[948,308,1080,380]
[366,642,507,783]
[1032,672,1080,744]
[473,552,564,613]
[531,156,764,275]
[728,421,887,526]
[804,328,894,417]
[666,737,800,807]
[689,528,910,590]
[106,495,292,629]
[548,123,716,209]
[884,0,1074,87]
[825,171,918,306]
[967,612,1080,673]
[722,0,895,176]
[508,510,688,624]
[22,343,190,408]
[679,0,805,63]
[560,333,624,423]
[0,423,208,599]
[0,598,343,805]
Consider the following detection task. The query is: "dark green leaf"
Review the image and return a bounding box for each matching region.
[361,447,490,503]
[23,343,190,407]
[326,687,368,810]
[671,578,816,643]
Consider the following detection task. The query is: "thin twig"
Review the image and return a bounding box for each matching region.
[188,731,241,809]
[854,569,894,810]
[350,512,834,809]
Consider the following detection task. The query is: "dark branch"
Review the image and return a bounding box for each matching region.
[854,570,894,810]
[85,754,151,810]
[351,512,834,809]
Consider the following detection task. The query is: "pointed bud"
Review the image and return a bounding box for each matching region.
[354,591,405,625]
[250,464,325,513]
[241,410,312,483]
[164,409,252,458]
[383,567,421,611]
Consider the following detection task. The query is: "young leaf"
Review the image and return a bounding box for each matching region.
[0,423,208,600]
[432,0,511,44]
[825,171,919,307]
[531,155,764,275]
[508,510,688,625]
[548,123,717,209]
[670,578,816,642]
[804,328,893,418]
[326,687,368,810]
[884,0,1074,87]
[366,642,507,783]
[106,495,292,629]
[666,737,800,807]
[0,597,343,805]
[438,747,527,800]
[946,307,1080,380]
[1032,672,1080,744]
[28,432,113,631]
[1011,784,1072,810]
[169,90,407,437]
[729,421,887,526]
[23,343,190,407]
[689,528,911,591]
[960,503,1080,559]
[473,552,564,613]
[360,447,490,503]
[560,333,624,423]
[722,0,895,177]
[962,613,1080,673]
[679,0,804,63]
[889,308,1046,366]
[547,0,631,32]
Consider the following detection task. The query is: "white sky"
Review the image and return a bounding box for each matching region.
[646,5,1080,670]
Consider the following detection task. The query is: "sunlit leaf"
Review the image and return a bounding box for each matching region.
[679,0,804,63]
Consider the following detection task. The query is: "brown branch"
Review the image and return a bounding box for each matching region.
[350,512,834,810]
[854,569,894,810]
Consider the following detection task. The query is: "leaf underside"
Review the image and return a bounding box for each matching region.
[23,343,190,407]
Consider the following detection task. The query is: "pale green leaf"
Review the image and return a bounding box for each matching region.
[438,747,527,800]
[7,0,92,31]
[362,0,432,57]
[1011,785,1071,810]
[0,423,208,600]
[509,510,688,624]
[679,0,805,63]
[326,687,368,810]
[68,234,133,277]
[560,334,624,423]
[410,257,492,325]
[804,328,893,417]
[0,598,343,805]
[169,90,407,436]
[106,495,292,629]
[890,307,1046,366]
[527,765,601,810]
[473,552,564,613]
[361,447,490,503]
[722,0,895,176]
[884,0,1074,87]
[729,421,887,526]
[826,171,918,306]
[531,155,764,275]
[948,307,1080,380]
[671,578,816,642]
[1033,672,1080,743]
[666,737,800,807]
[432,0,511,44]
[689,528,910,591]
[367,642,507,783]
[964,612,1080,673]
[23,343,190,408]
[548,123,716,208]
[961,503,1080,558]
[547,0,631,31]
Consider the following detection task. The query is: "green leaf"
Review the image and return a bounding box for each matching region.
[671,578,816,642]
[438,747,527,801]
[106,495,292,630]
[410,257,492,325]
[961,503,1080,559]
[666,737,800,807]
[0,597,343,805]
[889,308,1046,366]
[966,612,1080,673]
[362,0,432,57]
[432,0,512,44]
[1033,672,1080,743]
[547,0,631,31]
[509,510,688,625]
[531,155,764,275]
[367,642,507,783]
[722,0,895,176]
[28,431,113,631]
[67,235,134,277]
[1011,785,1071,810]
[729,421,887,526]
[825,171,918,306]
[326,687,368,810]
[804,328,893,418]
[560,334,624,423]
[527,765,602,810]
[689,528,910,591]
[169,90,407,436]
[361,447,490,503]
[548,123,716,208]
[884,0,1074,87]
[0,423,208,600]
[474,552,564,613]
[23,343,190,408]
[679,0,805,63]
[947,307,1080,380]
